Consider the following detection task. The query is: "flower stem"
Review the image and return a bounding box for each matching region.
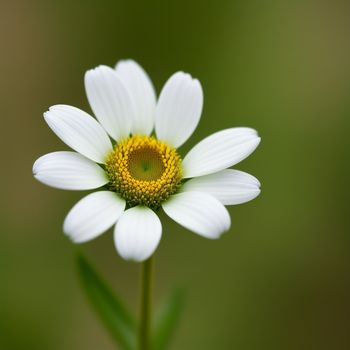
[139,256,154,350]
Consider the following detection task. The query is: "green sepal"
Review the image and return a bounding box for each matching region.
[76,254,136,350]
[152,288,186,350]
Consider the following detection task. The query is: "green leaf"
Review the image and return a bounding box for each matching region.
[76,254,136,350]
[152,288,186,350]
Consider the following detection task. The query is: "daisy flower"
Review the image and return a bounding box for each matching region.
[33,60,261,262]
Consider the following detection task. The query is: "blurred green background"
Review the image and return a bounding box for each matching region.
[1,0,350,349]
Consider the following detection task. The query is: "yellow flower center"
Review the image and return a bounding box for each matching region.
[106,135,183,208]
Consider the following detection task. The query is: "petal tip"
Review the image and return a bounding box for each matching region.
[32,156,43,176]
[116,58,137,68]
[254,188,261,198]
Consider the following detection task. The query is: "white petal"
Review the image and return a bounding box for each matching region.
[182,128,261,178]
[64,191,125,243]
[162,192,230,239]
[155,71,203,148]
[44,105,113,163]
[114,206,162,262]
[181,169,261,205]
[115,60,156,135]
[33,151,108,190]
[85,65,136,141]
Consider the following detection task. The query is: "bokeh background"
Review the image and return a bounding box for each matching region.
[1,0,350,349]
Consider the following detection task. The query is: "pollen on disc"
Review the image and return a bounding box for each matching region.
[106,135,183,208]
[128,147,165,181]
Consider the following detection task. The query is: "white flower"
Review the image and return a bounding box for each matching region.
[33,60,261,262]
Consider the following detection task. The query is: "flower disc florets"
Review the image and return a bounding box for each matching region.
[106,135,183,208]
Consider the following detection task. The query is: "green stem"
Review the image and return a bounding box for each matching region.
[139,256,154,350]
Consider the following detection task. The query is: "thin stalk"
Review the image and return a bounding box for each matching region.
[138,256,154,350]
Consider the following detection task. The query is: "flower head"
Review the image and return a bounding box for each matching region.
[105,135,182,208]
[33,60,261,262]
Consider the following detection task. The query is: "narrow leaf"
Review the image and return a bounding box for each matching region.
[76,254,136,350]
[152,288,186,350]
